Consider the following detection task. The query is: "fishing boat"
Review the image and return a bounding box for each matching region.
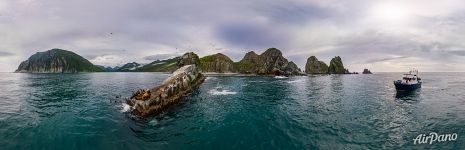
[393,69,422,91]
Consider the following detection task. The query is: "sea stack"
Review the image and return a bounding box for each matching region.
[305,56,329,74]
[305,56,352,74]
[234,48,303,76]
[127,52,206,117]
[362,68,373,74]
[328,56,349,74]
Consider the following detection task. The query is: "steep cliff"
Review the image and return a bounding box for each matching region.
[234,51,260,74]
[177,52,200,67]
[199,53,235,73]
[305,56,329,74]
[234,48,302,76]
[285,61,302,75]
[15,49,103,73]
[328,56,349,74]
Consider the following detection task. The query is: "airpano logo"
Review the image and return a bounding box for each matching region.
[413,132,458,145]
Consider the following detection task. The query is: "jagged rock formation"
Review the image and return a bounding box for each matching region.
[199,53,235,73]
[177,52,200,67]
[15,49,103,73]
[328,56,349,74]
[305,56,329,74]
[127,65,205,117]
[362,68,372,74]
[285,61,302,75]
[234,48,302,76]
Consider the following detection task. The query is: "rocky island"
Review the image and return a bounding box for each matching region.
[233,48,303,76]
[127,53,205,117]
[199,53,235,73]
[305,56,352,74]
[362,68,373,74]
[305,56,329,74]
[15,49,103,73]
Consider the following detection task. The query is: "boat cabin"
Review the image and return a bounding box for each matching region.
[400,70,421,84]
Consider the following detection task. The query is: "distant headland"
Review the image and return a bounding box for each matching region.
[15,49,103,73]
[15,48,361,76]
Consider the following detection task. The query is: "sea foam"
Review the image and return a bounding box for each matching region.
[149,119,159,126]
[121,103,131,112]
[274,76,288,79]
[287,79,305,84]
[209,89,237,95]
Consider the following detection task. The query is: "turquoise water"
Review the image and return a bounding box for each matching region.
[0,73,464,149]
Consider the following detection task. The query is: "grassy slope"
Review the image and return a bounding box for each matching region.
[135,57,180,72]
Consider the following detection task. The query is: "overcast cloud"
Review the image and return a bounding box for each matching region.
[1,0,465,72]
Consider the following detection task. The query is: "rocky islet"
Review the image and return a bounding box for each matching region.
[127,53,206,117]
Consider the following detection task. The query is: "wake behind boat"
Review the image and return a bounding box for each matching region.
[394,69,422,91]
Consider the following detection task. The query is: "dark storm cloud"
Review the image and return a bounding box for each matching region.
[216,22,290,49]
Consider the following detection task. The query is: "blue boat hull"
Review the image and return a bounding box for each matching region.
[394,82,421,91]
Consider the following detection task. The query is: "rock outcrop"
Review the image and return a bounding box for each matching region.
[284,61,302,75]
[15,49,103,73]
[362,68,372,74]
[328,56,349,74]
[305,56,329,74]
[199,53,235,73]
[177,52,200,68]
[234,51,260,74]
[127,64,205,117]
[234,48,302,76]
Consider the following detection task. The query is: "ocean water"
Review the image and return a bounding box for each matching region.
[0,72,465,149]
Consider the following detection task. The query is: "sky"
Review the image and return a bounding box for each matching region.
[1,0,465,72]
